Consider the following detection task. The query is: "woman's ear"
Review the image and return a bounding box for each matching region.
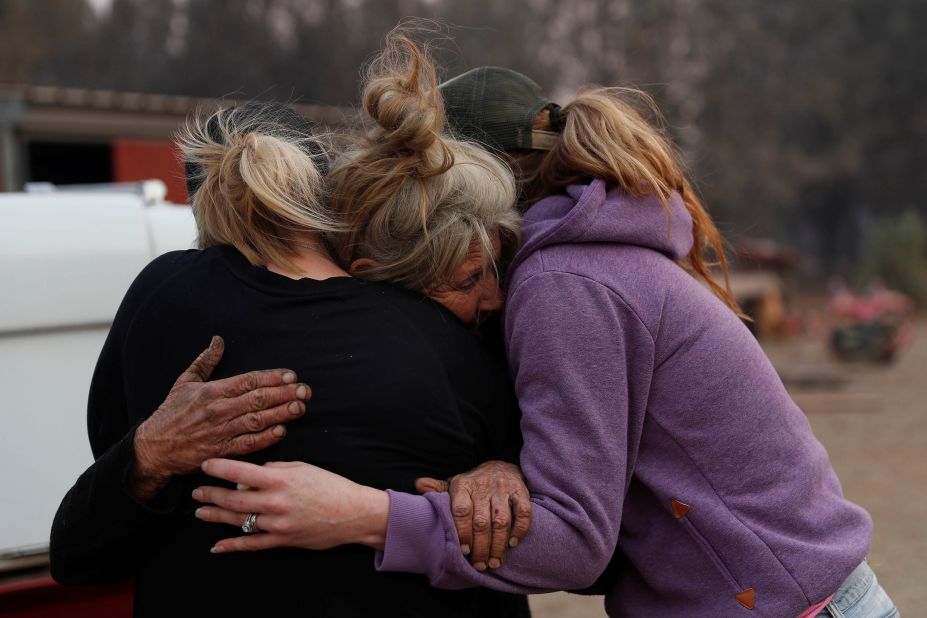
[350,258,379,275]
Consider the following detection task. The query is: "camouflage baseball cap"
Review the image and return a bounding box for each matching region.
[439,66,561,152]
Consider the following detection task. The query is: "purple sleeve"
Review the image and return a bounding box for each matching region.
[376,271,653,591]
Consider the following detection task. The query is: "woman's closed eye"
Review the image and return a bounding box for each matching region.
[456,270,485,291]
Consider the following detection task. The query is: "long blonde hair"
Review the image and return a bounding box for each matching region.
[327,33,520,293]
[177,102,342,272]
[534,88,741,314]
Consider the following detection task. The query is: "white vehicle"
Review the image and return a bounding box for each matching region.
[0,182,195,575]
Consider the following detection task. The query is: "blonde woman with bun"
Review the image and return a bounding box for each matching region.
[50,98,531,617]
[324,34,520,325]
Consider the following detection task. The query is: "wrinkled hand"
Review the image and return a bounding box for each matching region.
[193,459,389,553]
[415,460,531,571]
[130,336,310,501]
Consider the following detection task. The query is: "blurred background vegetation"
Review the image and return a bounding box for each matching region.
[2,0,925,300]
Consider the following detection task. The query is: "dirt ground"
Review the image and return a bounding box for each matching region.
[529,319,927,618]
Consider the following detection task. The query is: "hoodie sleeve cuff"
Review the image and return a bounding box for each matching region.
[375,490,456,577]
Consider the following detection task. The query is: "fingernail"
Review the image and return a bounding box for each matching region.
[210,545,225,554]
[460,544,470,556]
[488,558,501,569]
[474,562,487,571]
[192,488,203,500]
[509,537,519,548]
[272,425,286,437]
[288,401,303,416]
[195,508,205,519]
[296,385,308,399]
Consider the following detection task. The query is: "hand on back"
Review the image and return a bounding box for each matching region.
[130,336,310,501]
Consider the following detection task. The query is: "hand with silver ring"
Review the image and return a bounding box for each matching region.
[241,512,259,534]
[194,459,389,553]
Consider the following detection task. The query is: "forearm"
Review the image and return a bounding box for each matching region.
[127,420,173,502]
[347,485,390,551]
[380,405,626,593]
[376,489,617,593]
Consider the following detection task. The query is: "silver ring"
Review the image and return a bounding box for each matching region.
[242,512,259,534]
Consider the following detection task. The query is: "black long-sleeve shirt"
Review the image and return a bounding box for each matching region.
[50,245,528,618]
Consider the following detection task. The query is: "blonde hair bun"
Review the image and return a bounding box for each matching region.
[362,34,451,172]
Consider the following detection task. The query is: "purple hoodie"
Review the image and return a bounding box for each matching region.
[376,180,872,617]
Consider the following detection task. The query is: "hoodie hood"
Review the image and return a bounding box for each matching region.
[509,179,694,275]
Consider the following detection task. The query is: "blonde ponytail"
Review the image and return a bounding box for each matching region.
[177,103,341,271]
[538,88,742,315]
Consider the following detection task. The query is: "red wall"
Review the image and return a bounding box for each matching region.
[111,139,188,204]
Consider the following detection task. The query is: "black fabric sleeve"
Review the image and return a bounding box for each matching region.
[49,424,183,584]
[49,252,187,585]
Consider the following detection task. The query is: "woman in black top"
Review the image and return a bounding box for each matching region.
[50,92,529,616]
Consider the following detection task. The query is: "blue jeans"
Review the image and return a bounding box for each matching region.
[815,561,899,618]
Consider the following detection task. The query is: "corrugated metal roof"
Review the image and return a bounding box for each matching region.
[0,83,352,128]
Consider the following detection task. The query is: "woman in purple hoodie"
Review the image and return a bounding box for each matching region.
[192,61,897,617]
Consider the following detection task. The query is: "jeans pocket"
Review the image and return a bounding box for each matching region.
[829,562,899,618]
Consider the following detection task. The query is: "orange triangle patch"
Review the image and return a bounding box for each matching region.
[671,499,690,519]
[735,588,756,609]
